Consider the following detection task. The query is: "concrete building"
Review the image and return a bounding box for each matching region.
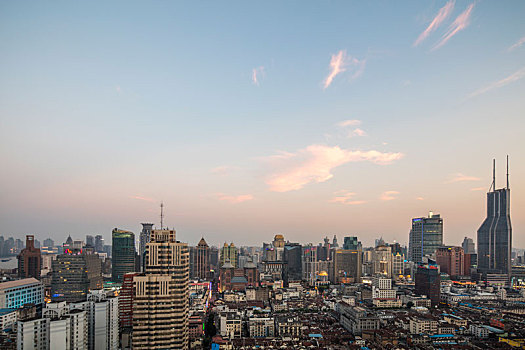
[132,229,189,349]
[248,317,275,338]
[333,248,362,283]
[0,278,44,309]
[220,243,238,268]
[218,312,242,339]
[17,317,49,350]
[436,246,465,277]
[415,263,440,307]
[302,244,318,285]
[373,245,393,278]
[138,223,153,271]
[17,235,41,280]
[408,212,443,263]
[462,237,476,254]
[194,238,210,280]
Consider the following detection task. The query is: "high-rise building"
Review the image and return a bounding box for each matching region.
[43,238,54,248]
[220,243,238,268]
[119,272,139,330]
[415,262,440,307]
[343,236,360,250]
[284,243,302,283]
[302,244,318,285]
[138,223,153,271]
[332,235,339,248]
[333,248,362,283]
[194,238,210,280]
[132,229,189,349]
[462,237,476,254]
[0,278,44,309]
[85,235,95,248]
[408,212,443,263]
[372,245,392,278]
[436,246,465,278]
[111,229,136,283]
[94,235,104,253]
[51,250,102,303]
[17,317,50,350]
[477,158,512,277]
[18,235,41,279]
[392,252,405,277]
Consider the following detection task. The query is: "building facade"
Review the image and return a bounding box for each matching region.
[415,263,440,307]
[18,235,41,280]
[111,229,136,283]
[0,278,44,309]
[409,212,443,263]
[436,246,465,277]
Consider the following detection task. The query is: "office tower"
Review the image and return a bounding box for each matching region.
[51,250,102,303]
[138,223,153,271]
[392,252,405,277]
[111,229,136,283]
[284,243,302,283]
[333,247,362,283]
[119,272,139,331]
[85,235,95,248]
[18,235,41,279]
[372,245,393,278]
[209,246,219,270]
[408,212,443,263]
[462,237,476,254]
[220,242,238,268]
[302,244,318,285]
[194,238,210,280]
[343,236,360,250]
[436,246,465,277]
[43,238,54,248]
[17,317,49,350]
[0,278,44,309]
[375,237,385,247]
[477,158,512,276]
[132,229,189,349]
[34,239,41,249]
[273,234,285,261]
[415,262,440,307]
[95,235,104,253]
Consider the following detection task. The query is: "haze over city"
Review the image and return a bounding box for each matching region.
[1,1,524,248]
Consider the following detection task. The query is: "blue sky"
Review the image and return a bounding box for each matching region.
[1,1,524,248]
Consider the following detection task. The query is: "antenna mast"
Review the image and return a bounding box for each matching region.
[160,202,164,229]
[491,158,495,192]
[506,155,509,189]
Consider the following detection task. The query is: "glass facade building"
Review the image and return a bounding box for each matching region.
[408,212,443,263]
[112,229,136,283]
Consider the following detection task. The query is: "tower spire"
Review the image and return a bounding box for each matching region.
[492,158,496,192]
[160,202,164,229]
[506,155,509,189]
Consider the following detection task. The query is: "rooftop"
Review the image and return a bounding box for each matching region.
[0,278,41,291]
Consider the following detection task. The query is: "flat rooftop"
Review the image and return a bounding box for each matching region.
[0,278,41,291]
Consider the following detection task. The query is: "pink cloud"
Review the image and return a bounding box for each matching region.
[329,191,366,205]
[416,197,424,201]
[468,66,525,98]
[211,165,238,175]
[337,119,362,127]
[130,195,154,202]
[432,3,475,50]
[470,187,486,191]
[352,128,367,137]
[414,1,455,46]
[251,66,265,85]
[446,173,480,183]
[266,144,404,192]
[323,50,366,89]
[214,193,254,204]
[380,191,400,201]
[509,36,525,52]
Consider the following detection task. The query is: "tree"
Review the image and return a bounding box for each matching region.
[406,301,414,309]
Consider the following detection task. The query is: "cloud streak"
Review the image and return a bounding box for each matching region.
[323,50,366,89]
[432,3,475,50]
[414,1,455,46]
[266,144,404,192]
[337,119,361,127]
[214,193,254,204]
[509,36,525,52]
[251,66,265,85]
[329,191,366,205]
[468,66,525,98]
[446,173,480,183]
[380,191,399,201]
[130,195,155,202]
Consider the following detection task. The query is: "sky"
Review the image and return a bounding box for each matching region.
[0,1,524,248]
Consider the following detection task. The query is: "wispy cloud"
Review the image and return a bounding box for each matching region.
[468,66,525,98]
[130,195,154,202]
[414,1,455,46]
[265,144,404,192]
[445,173,480,183]
[214,193,254,204]
[116,85,122,93]
[337,119,362,127]
[251,66,265,85]
[323,50,366,89]
[432,3,475,50]
[329,191,366,205]
[509,36,525,52]
[416,197,424,201]
[470,187,486,191]
[211,166,238,176]
[351,128,367,137]
[380,191,400,201]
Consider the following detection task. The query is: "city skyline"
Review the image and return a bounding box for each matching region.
[1,1,524,248]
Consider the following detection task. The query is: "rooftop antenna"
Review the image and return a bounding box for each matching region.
[160,202,164,229]
[506,155,509,189]
[490,158,496,192]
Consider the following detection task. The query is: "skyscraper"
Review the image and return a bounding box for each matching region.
[111,228,136,283]
[18,235,41,279]
[94,235,104,253]
[408,212,443,263]
[138,223,153,271]
[415,262,440,307]
[333,247,362,283]
[462,237,476,254]
[436,246,465,278]
[85,235,94,248]
[477,158,512,277]
[220,242,238,268]
[132,229,189,349]
[194,237,210,280]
